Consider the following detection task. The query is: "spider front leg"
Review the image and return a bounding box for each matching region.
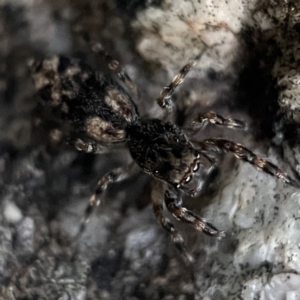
[151,181,194,264]
[190,111,245,131]
[77,163,133,238]
[157,60,196,111]
[164,189,225,238]
[90,42,138,100]
[198,138,300,188]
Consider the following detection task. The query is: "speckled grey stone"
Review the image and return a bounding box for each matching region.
[1,0,300,299]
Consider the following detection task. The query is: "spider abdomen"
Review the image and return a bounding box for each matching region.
[31,56,139,144]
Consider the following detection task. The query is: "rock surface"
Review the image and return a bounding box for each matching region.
[1,0,300,299]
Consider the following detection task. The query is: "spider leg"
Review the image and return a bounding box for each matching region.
[189,111,245,131]
[90,42,138,99]
[151,181,194,264]
[76,163,134,238]
[164,189,225,238]
[68,137,109,154]
[198,138,300,188]
[157,60,196,111]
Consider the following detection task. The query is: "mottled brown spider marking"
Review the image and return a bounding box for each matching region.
[105,88,136,122]
[31,58,57,89]
[85,116,126,142]
[31,56,62,107]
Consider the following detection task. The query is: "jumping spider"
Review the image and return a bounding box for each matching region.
[31,42,299,263]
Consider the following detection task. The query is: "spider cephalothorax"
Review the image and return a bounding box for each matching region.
[127,119,214,196]
[31,42,299,263]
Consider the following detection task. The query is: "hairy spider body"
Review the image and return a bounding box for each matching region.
[127,119,213,196]
[32,56,213,197]
[31,44,299,263]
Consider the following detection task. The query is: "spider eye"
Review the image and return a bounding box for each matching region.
[185,176,192,183]
[193,163,199,172]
